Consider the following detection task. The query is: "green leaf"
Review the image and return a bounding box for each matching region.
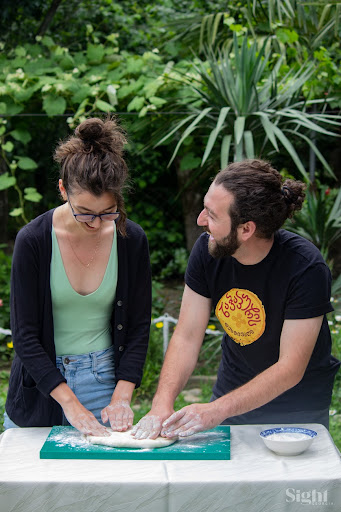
[17,157,38,170]
[43,95,67,116]
[0,103,6,114]
[142,80,162,99]
[180,153,201,171]
[9,208,23,217]
[59,55,74,70]
[24,187,43,203]
[71,85,92,104]
[127,96,145,112]
[244,131,255,159]
[286,129,335,179]
[87,44,105,63]
[256,113,279,151]
[202,107,230,166]
[95,99,115,112]
[234,117,245,146]
[149,96,167,107]
[15,46,26,57]
[0,173,16,191]
[41,36,55,48]
[271,125,309,181]
[10,129,32,144]
[2,141,14,153]
[155,116,196,147]
[221,134,231,169]
[1,101,23,116]
[13,86,36,103]
[168,108,212,167]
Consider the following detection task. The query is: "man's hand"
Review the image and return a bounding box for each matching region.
[131,407,174,439]
[63,401,109,436]
[161,403,222,438]
[101,400,134,431]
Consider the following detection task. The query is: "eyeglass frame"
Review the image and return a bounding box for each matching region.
[67,194,120,223]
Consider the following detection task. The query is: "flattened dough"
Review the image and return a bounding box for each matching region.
[86,428,177,449]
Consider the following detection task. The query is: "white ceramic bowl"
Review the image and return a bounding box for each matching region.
[260,427,317,456]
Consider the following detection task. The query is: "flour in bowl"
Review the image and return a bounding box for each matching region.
[266,432,310,441]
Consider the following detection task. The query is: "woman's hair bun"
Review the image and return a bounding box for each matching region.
[75,117,127,155]
[76,118,103,143]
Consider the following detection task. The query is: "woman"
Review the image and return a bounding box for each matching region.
[4,117,152,436]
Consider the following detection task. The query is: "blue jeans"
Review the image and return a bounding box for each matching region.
[3,346,116,429]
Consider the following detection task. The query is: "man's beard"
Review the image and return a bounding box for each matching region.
[206,226,241,258]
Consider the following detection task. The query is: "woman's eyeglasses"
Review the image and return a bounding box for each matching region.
[67,195,120,223]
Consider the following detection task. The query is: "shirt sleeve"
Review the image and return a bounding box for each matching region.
[114,226,152,387]
[285,262,334,319]
[185,234,212,298]
[10,226,66,396]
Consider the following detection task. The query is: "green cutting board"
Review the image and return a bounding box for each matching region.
[40,425,230,460]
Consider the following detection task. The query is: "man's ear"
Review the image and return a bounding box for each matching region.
[239,221,256,242]
[58,179,67,201]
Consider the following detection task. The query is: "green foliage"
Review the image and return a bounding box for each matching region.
[327,310,341,449]
[160,247,188,280]
[285,185,341,265]
[0,249,12,363]
[0,370,10,434]
[155,33,340,180]
[0,0,340,273]
[133,326,164,402]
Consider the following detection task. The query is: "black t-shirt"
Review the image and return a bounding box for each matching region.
[185,229,340,412]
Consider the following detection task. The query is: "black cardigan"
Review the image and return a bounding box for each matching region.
[6,210,152,426]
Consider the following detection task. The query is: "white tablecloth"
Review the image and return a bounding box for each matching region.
[0,424,340,512]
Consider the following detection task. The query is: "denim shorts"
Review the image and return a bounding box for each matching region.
[56,345,116,425]
[3,345,116,429]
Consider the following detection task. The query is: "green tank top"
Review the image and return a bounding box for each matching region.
[50,225,118,356]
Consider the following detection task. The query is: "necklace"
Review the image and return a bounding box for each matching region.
[63,209,101,268]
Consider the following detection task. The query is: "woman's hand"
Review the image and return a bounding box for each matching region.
[51,382,108,436]
[63,400,109,436]
[101,399,134,431]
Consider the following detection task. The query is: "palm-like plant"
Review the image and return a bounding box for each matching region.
[285,186,341,263]
[165,2,341,54]
[156,33,340,180]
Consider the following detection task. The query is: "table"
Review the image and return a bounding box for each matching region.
[0,424,340,512]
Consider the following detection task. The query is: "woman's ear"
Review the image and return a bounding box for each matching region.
[58,179,67,201]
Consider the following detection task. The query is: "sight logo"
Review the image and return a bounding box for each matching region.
[286,488,333,505]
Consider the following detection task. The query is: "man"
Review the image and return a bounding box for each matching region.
[132,159,340,440]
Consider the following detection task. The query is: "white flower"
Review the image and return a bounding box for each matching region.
[335,315,341,322]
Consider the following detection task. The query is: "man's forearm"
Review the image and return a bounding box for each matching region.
[213,359,301,420]
[152,331,202,410]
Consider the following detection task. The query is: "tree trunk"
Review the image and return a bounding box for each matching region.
[37,0,63,37]
[175,158,203,251]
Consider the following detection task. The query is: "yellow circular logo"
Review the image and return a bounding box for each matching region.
[215,288,266,346]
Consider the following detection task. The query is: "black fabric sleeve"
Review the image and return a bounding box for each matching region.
[185,234,211,298]
[285,262,334,319]
[115,226,152,387]
[10,227,66,397]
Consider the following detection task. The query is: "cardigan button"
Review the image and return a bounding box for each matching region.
[117,324,123,330]
[117,300,123,306]
[118,345,124,352]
